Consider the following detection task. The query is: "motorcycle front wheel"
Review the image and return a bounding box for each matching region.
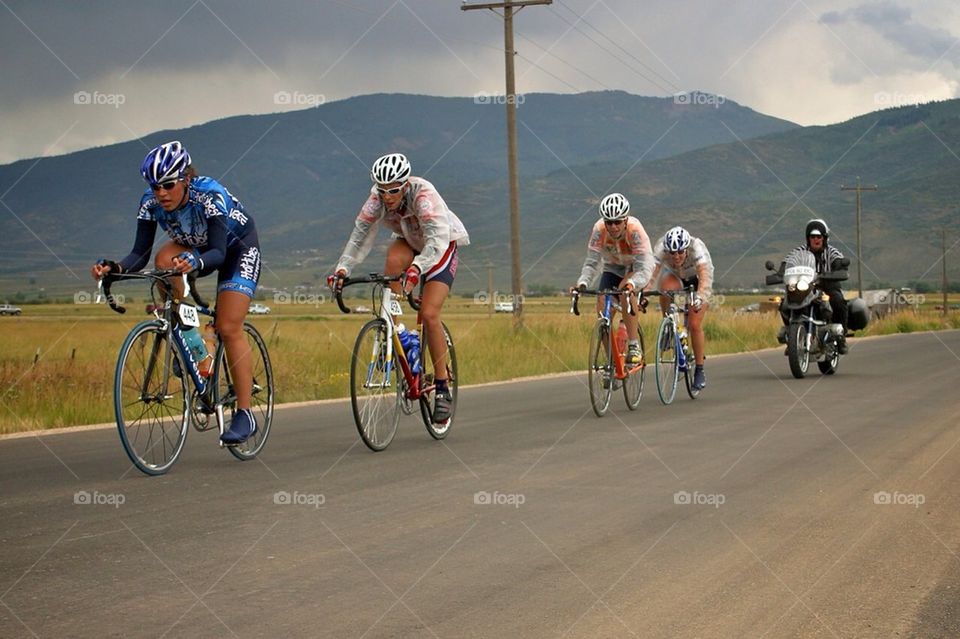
[787,323,810,379]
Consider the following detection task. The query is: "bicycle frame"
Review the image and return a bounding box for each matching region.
[101,271,228,437]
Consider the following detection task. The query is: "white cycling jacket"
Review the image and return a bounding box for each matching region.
[335,177,470,276]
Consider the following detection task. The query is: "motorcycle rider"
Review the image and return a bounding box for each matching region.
[777,218,849,354]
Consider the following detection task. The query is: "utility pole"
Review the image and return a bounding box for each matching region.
[487,262,495,315]
[462,0,552,327]
[943,229,949,318]
[841,177,878,298]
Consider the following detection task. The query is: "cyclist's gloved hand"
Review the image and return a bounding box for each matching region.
[402,265,420,294]
[327,270,346,292]
[173,251,200,274]
[639,295,649,312]
[92,259,121,281]
[691,294,703,312]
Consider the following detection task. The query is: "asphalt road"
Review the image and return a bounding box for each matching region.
[2,331,959,638]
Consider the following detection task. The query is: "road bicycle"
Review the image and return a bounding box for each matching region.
[99,269,274,475]
[335,273,457,451]
[571,287,648,417]
[650,287,700,404]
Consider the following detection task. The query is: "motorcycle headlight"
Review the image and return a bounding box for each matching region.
[797,280,809,292]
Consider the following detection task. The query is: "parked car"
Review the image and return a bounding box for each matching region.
[0,303,22,316]
[494,301,514,313]
[249,303,271,315]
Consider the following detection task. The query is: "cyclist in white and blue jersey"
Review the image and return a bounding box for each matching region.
[90,141,261,444]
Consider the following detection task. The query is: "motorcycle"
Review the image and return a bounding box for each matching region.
[765,252,851,379]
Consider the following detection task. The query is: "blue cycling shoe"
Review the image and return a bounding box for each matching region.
[221,409,257,445]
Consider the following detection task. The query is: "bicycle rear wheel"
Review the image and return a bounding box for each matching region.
[114,321,189,476]
[216,323,275,461]
[588,321,614,417]
[623,330,645,410]
[351,318,400,451]
[419,322,457,439]
[655,318,679,405]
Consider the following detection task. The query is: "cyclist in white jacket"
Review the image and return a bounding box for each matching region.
[328,153,469,423]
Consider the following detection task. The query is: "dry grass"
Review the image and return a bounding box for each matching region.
[0,299,956,433]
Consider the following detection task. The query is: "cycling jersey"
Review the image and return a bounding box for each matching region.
[651,235,714,296]
[576,216,655,290]
[335,177,469,277]
[118,176,261,297]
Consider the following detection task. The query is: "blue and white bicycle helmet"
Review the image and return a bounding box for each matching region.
[599,193,630,220]
[370,153,411,185]
[140,141,191,186]
[664,226,691,252]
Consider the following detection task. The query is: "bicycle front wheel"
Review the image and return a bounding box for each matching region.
[419,322,458,440]
[623,329,645,410]
[216,323,275,461]
[114,321,189,476]
[588,322,613,417]
[351,318,400,451]
[655,318,679,405]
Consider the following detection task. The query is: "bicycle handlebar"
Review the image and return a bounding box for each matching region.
[98,270,208,315]
[570,288,653,317]
[334,273,420,314]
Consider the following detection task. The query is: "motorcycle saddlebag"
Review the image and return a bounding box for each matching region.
[847,297,869,331]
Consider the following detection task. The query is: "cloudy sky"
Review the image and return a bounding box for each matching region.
[1,0,959,165]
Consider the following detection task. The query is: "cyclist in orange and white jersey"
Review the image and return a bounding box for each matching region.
[572,193,655,365]
[644,226,714,390]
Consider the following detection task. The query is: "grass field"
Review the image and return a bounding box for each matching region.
[1,293,958,433]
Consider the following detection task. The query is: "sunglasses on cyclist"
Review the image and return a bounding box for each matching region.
[603,219,624,226]
[150,179,182,192]
[376,184,405,196]
[668,249,686,255]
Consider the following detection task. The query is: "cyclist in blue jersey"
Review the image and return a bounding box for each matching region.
[91,141,262,444]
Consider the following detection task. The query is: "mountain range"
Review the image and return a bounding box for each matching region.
[1,90,956,297]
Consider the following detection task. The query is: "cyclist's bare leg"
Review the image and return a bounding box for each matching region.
[688,300,708,365]
[384,238,415,296]
[618,274,639,342]
[658,272,682,314]
[216,291,253,409]
[154,241,191,298]
[420,279,450,382]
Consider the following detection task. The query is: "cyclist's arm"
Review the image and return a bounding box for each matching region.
[193,216,230,274]
[409,193,450,275]
[335,194,382,276]
[692,238,714,297]
[626,226,655,290]
[577,249,602,289]
[118,219,158,273]
[645,261,662,292]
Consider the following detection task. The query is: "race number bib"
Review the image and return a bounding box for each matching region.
[178,303,201,328]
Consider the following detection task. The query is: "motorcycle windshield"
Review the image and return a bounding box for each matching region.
[784,249,816,290]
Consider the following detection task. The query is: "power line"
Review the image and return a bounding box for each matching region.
[555,0,680,92]
[546,3,676,95]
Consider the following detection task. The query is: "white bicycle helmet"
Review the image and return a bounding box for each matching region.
[598,193,630,220]
[664,226,691,252]
[370,153,411,185]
